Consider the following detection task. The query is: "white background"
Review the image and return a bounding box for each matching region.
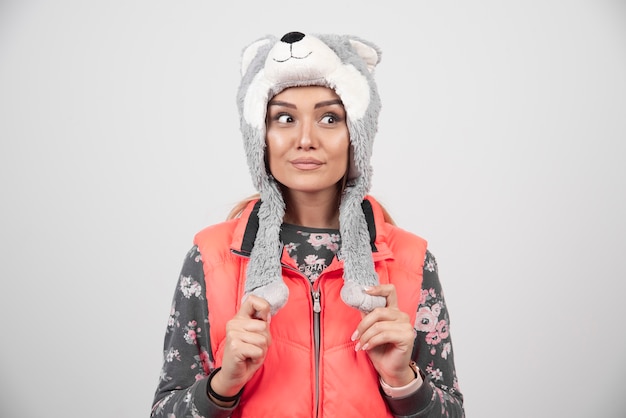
[1,1,625,417]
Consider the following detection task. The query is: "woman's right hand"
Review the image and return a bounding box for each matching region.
[209,294,272,403]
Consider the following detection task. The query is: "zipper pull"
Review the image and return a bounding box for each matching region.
[312,291,321,313]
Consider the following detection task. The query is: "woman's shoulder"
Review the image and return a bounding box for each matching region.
[193,218,240,248]
[191,218,244,267]
[383,222,428,254]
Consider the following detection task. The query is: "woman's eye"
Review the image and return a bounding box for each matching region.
[321,114,337,124]
[277,114,293,123]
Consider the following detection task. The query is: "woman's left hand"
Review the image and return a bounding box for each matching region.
[352,284,417,387]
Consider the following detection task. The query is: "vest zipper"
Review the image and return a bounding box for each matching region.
[272,260,325,417]
[311,283,321,418]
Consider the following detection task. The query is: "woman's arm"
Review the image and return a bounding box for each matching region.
[150,246,236,418]
[385,250,465,418]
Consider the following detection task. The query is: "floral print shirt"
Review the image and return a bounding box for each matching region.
[280,223,341,282]
[151,228,464,417]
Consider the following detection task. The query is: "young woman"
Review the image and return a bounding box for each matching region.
[151,32,464,418]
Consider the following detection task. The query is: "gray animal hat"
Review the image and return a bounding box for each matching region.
[237,31,386,314]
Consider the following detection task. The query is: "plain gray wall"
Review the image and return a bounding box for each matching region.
[1,1,625,417]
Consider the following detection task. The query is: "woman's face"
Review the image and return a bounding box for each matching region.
[265,86,350,197]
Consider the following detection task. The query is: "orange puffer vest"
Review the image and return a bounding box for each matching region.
[194,195,427,418]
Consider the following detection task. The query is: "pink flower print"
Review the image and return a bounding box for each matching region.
[425,361,435,374]
[430,368,443,381]
[431,303,442,317]
[184,329,197,345]
[426,330,442,345]
[302,255,326,281]
[194,373,204,381]
[284,242,298,253]
[424,257,436,272]
[165,348,181,362]
[453,377,461,392]
[423,319,448,347]
[199,349,213,372]
[183,321,200,345]
[415,306,438,332]
[419,289,429,305]
[167,313,177,328]
[167,303,180,331]
[193,349,213,374]
[307,233,333,249]
[436,320,449,339]
[441,342,451,359]
[304,254,326,266]
[180,276,203,299]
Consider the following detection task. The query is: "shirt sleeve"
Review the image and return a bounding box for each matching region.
[150,246,236,418]
[385,250,465,418]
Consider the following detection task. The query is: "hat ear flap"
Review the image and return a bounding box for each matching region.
[241,38,271,76]
[349,39,381,73]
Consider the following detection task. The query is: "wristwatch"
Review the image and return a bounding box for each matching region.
[409,360,420,379]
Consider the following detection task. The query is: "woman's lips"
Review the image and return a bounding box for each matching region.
[290,159,323,170]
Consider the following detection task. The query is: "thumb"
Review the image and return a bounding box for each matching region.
[239,294,272,322]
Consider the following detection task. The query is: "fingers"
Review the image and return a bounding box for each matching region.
[225,328,271,363]
[352,284,414,351]
[364,284,398,309]
[212,316,272,401]
[220,294,273,382]
[352,318,414,352]
[228,294,272,352]
[238,294,272,323]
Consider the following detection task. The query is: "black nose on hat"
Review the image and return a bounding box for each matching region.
[280,32,305,44]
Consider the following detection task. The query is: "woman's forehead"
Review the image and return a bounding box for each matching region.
[270,86,341,104]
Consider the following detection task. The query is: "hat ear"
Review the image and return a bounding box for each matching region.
[241,38,271,76]
[349,39,381,73]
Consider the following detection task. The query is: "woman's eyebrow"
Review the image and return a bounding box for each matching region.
[267,99,343,109]
[315,99,343,109]
[267,100,296,109]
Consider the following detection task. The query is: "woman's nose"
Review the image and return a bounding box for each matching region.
[297,121,317,149]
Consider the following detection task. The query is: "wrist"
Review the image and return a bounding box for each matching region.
[380,361,423,398]
[206,367,244,406]
[380,361,418,387]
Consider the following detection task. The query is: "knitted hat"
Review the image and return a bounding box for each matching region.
[237,31,386,314]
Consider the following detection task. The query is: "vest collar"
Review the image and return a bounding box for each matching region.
[230,195,393,261]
